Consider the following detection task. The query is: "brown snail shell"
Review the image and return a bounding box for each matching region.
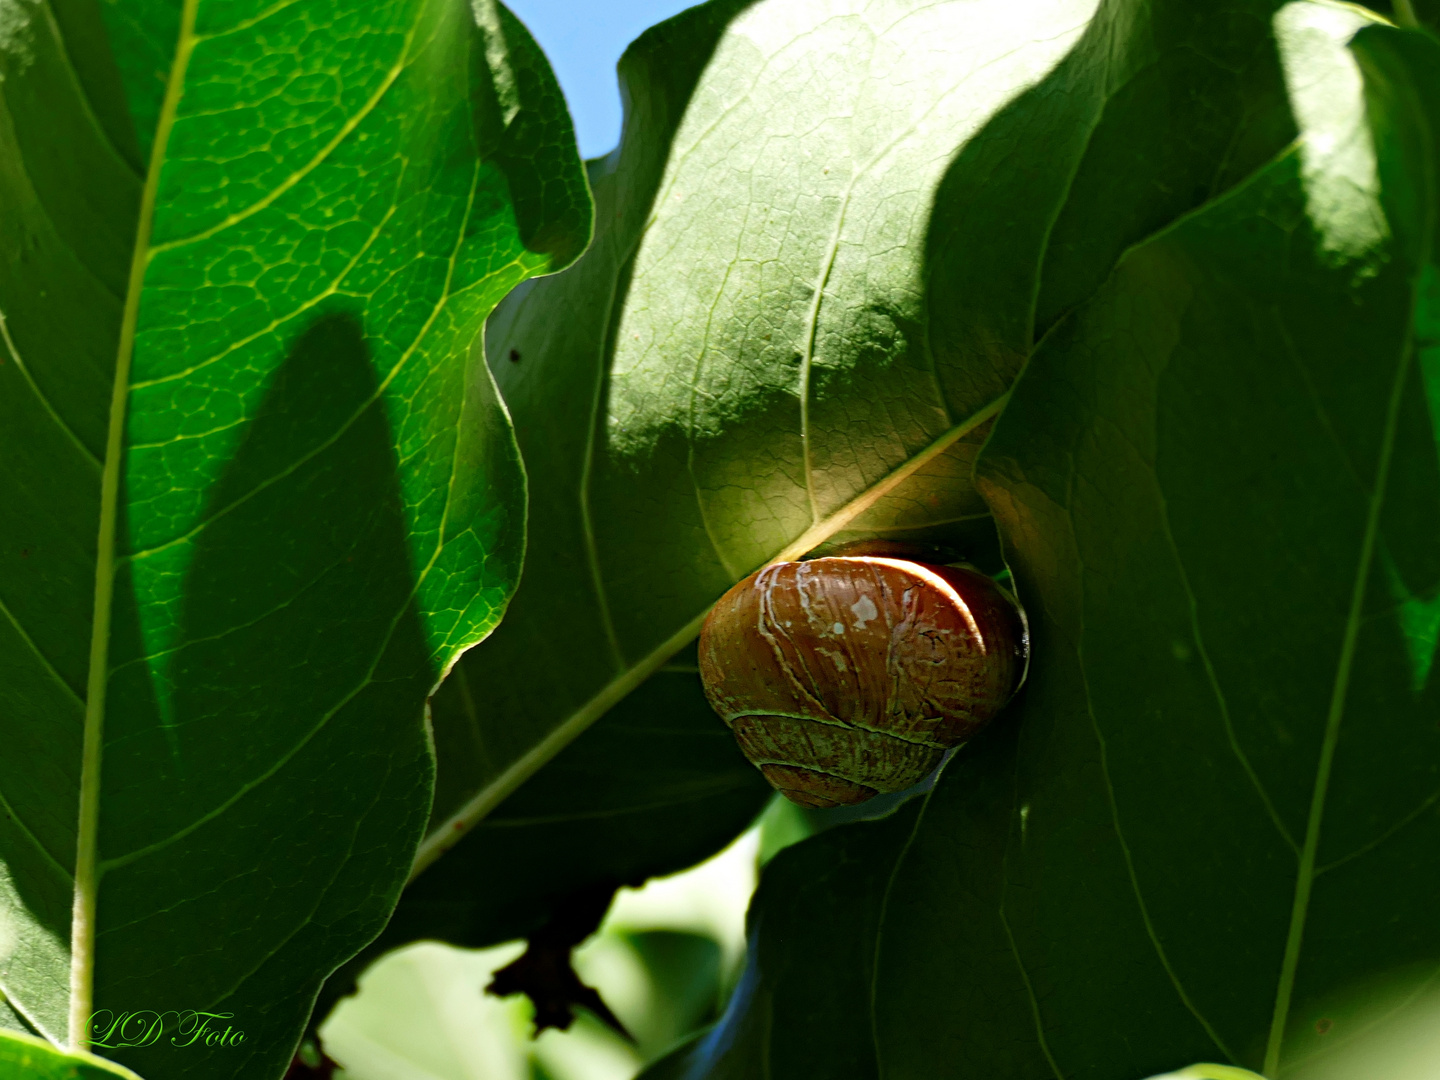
[698,556,1026,809]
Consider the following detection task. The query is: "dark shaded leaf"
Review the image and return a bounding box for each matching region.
[676,9,1440,1079]
[639,800,924,1080]
[312,660,769,1025]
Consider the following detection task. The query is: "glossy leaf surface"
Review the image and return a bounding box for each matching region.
[660,9,1440,1079]
[413,0,1294,956]
[0,1,587,1077]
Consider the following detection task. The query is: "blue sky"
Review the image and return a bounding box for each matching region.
[507,0,702,159]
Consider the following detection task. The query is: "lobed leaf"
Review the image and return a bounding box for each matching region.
[411,0,1294,959]
[0,1,587,1077]
[665,7,1440,1078]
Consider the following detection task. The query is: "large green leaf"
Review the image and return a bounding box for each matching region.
[660,7,1440,1079]
[0,1,587,1077]
[0,1029,141,1080]
[407,0,1296,965]
[311,3,777,1011]
[311,652,771,1022]
[414,0,776,889]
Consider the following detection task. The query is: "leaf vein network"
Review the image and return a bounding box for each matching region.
[121,267,490,567]
[191,0,306,41]
[1315,785,1440,876]
[683,186,752,580]
[1262,328,1414,1076]
[128,170,406,392]
[107,543,363,676]
[206,756,383,1008]
[100,153,491,870]
[1275,316,1366,490]
[1154,479,1299,854]
[792,24,1065,522]
[99,524,447,874]
[144,16,423,258]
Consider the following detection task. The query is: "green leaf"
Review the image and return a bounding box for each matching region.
[0,1029,141,1080]
[343,7,778,1002]
[0,996,30,1038]
[669,7,1440,1079]
[312,658,770,1022]
[0,1,587,1077]
[426,658,768,946]
[634,800,923,1080]
[412,0,1295,960]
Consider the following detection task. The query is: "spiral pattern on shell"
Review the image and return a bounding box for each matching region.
[698,557,1026,809]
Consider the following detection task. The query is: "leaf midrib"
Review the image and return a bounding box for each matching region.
[98,147,488,873]
[1261,328,1416,1076]
[144,15,421,258]
[69,0,201,1052]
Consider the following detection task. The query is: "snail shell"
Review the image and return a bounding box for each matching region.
[698,557,1026,809]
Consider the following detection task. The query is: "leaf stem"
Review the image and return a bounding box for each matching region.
[68,0,199,1051]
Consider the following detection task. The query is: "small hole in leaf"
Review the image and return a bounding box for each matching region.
[509,348,521,363]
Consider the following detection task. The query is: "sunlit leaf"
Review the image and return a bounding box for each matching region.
[0,2,587,1077]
